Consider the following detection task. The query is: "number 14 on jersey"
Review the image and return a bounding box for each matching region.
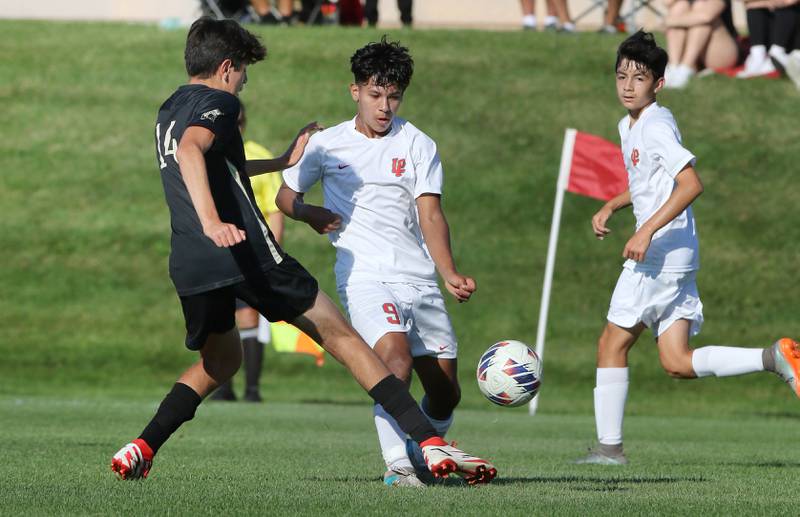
[156,120,178,169]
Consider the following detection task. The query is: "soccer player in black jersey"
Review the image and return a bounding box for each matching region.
[110,17,496,485]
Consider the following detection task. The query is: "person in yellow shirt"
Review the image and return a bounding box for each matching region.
[211,102,284,402]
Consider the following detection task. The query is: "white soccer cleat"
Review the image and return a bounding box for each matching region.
[574,447,628,465]
[111,439,154,480]
[383,466,426,487]
[785,51,800,90]
[421,438,497,485]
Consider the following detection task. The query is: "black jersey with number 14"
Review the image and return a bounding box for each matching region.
[155,84,285,296]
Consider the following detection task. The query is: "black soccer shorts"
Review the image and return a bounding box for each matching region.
[179,255,319,351]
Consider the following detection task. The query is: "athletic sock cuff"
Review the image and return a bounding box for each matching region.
[596,367,629,386]
[368,375,437,444]
[240,328,259,340]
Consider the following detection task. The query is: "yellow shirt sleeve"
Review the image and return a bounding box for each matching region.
[244,140,283,216]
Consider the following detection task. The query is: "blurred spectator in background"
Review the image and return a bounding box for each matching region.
[663,0,740,88]
[211,103,285,403]
[339,0,365,25]
[785,17,800,87]
[737,0,799,77]
[599,0,625,33]
[552,0,577,32]
[248,0,294,23]
[520,0,561,31]
[365,0,413,27]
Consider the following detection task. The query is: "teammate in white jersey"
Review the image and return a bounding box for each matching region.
[278,37,482,486]
[575,31,800,466]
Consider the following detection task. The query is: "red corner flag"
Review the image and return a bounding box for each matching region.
[564,130,627,201]
[530,128,627,416]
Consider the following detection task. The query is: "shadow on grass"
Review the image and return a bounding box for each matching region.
[299,399,367,407]
[301,475,706,490]
[715,460,800,468]
[492,475,707,492]
[750,411,800,420]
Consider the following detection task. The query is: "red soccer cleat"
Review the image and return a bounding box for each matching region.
[420,437,497,485]
[111,439,154,480]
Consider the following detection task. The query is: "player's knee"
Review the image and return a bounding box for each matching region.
[659,354,694,379]
[382,353,413,383]
[597,331,627,361]
[426,382,461,413]
[201,330,243,382]
[443,385,461,411]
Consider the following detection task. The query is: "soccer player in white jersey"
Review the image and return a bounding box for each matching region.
[277,37,491,486]
[575,31,800,465]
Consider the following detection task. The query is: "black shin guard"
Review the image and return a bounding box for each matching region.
[139,383,202,453]
[368,375,437,444]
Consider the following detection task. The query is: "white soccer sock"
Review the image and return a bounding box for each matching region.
[421,396,453,437]
[594,367,629,445]
[373,404,412,470]
[239,327,258,340]
[544,15,558,26]
[691,346,764,378]
[522,15,536,28]
[748,45,767,65]
[769,45,788,67]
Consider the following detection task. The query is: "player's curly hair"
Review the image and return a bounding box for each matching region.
[350,36,414,91]
[185,17,267,78]
[615,30,667,80]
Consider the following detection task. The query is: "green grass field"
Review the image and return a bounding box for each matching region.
[3,395,799,515]
[1,20,798,515]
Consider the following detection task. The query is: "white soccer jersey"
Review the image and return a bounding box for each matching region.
[283,116,442,288]
[618,103,699,273]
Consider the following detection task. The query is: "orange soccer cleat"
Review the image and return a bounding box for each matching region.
[773,338,800,397]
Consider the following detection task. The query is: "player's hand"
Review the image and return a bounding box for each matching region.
[592,205,614,240]
[302,205,342,234]
[203,221,246,248]
[284,121,324,168]
[444,272,477,303]
[622,228,653,262]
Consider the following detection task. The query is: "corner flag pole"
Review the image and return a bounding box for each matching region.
[529,128,576,416]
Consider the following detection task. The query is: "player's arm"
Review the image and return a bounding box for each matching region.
[176,126,246,248]
[245,122,322,177]
[623,165,703,262]
[592,190,632,240]
[275,183,341,234]
[416,194,476,303]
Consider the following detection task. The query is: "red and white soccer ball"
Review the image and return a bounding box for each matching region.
[476,340,542,407]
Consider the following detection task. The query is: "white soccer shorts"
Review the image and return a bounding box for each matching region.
[607,268,703,338]
[338,281,457,359]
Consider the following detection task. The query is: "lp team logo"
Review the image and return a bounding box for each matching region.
[200,109,223,122]
[391,158,406,177]
[630,148,640,166]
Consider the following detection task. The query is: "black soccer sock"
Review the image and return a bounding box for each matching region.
[746,8,772,47]
[368,375,437,444]
[138,382,202,453]
[242,336,264,399]
[772,6,800,49]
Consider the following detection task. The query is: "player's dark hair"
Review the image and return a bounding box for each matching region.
[185,17,266,78]
[615,30,667,80]
[350,36,414,91]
